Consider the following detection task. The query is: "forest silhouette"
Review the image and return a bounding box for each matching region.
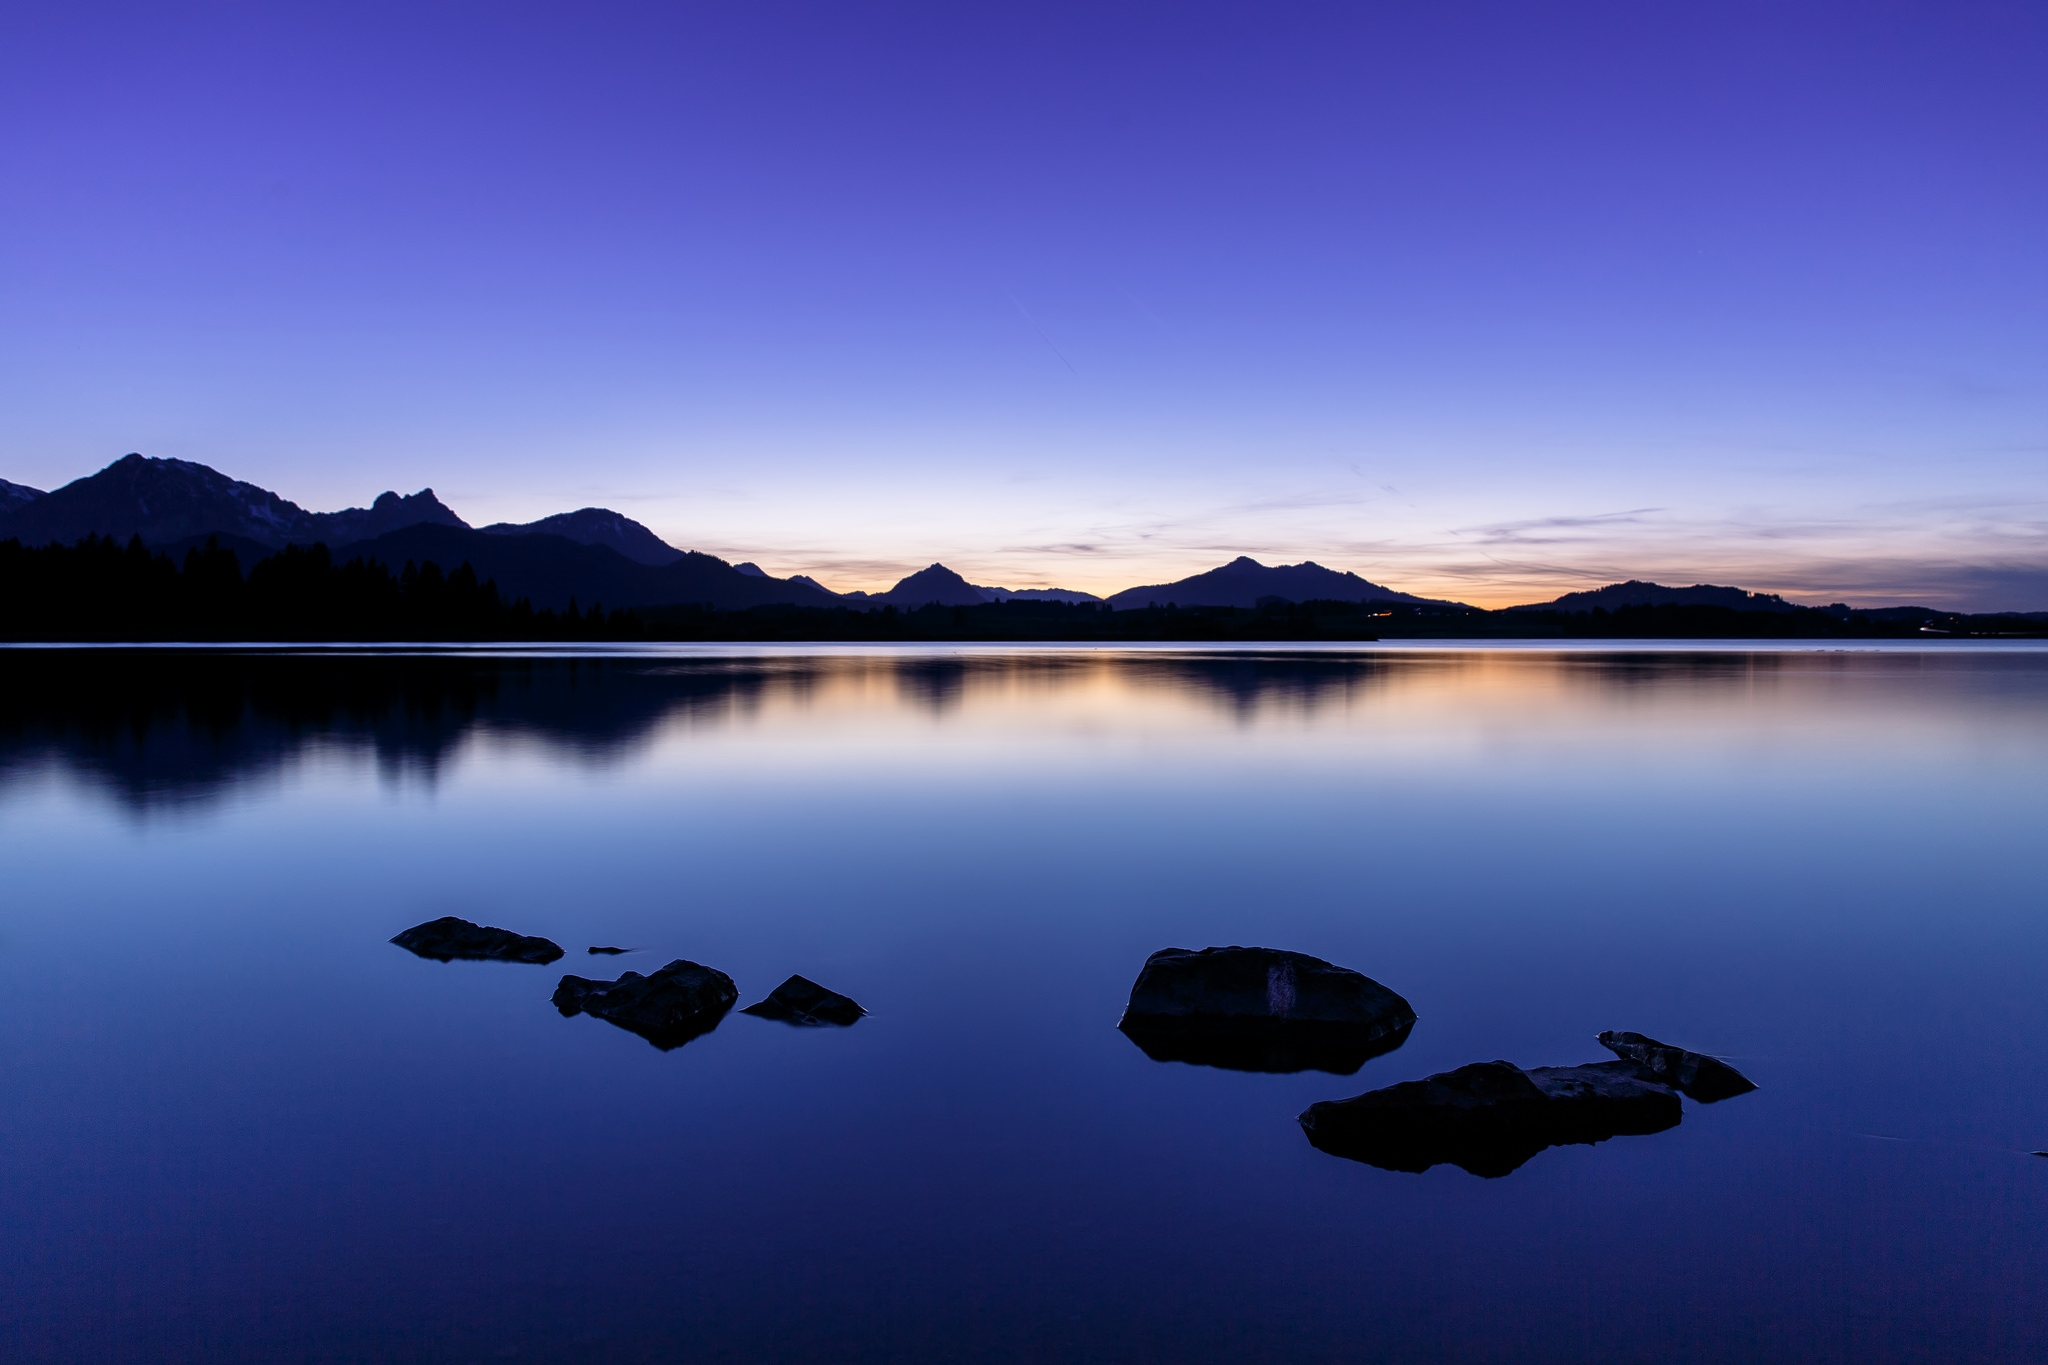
[0,535,637,641]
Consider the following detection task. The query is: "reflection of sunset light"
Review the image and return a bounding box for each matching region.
[445,646,2048,793]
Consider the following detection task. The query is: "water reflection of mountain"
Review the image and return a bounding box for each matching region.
[0,650,1419,808]
[892,657,972,714]
[0,651,776,810]
[878,650,1401,718]
[1131,651,1399,716]
[7,647,2031,811]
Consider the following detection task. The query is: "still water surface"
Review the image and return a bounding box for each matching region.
[3,644,2046,1363]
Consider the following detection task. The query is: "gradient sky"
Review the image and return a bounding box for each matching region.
[3,2,2044,607]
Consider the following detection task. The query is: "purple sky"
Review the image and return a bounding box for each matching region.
[3,2,2044,606]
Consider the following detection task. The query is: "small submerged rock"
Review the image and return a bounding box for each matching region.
[587,946,632,955]
[553,959,737,1050]
[741,975,866,1027]
[1298,1059,1682,1178]
[1598,1030,1757,1102]
[1117,946,1416,1074]
[391,916,563,965]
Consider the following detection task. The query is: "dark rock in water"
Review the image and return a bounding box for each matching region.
[1117,946,1416,1074]
[553,959,737,1050]
[740,974,866,1027]
[391,916,564,964]
[1598,1030,1758,1102]
[1298,1059,1682,1177]
[587,946,631,955]
[1526,1060,1680,1112]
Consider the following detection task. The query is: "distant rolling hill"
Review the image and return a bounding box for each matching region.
[1507,580,1801,613]
[847,563,1103,607]
[327,524,839,612]
[1105,556,1450,610]
[480,508,684,566]
[978,585,1103,604]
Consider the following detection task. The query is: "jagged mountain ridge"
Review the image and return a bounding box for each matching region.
[0,454,468,549]
[0,454,693,572]
[0,453,834,611]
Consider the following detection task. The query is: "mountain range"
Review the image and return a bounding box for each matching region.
[0,453,1904,617]
[0,455,469,549]
[0,455,1123,612]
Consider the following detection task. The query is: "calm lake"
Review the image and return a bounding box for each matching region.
[3,644,2046,1363]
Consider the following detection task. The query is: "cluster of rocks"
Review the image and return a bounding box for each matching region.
[1299,1055,1673,1177]
[1118,944,1756,1178]
[391,917,865,1051]
[392,921,1757,1168]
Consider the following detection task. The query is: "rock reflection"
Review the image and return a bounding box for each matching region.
[1120,1018,1413,1076]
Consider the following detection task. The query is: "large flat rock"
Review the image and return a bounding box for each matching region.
[391,916,563,965]
[1299,1059,1681,1177]
[553,959,737,1050]
[1118,946,1415,1074]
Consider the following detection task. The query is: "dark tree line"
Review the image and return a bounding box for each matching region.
[0,536,643,641]
[633,596,2022,641]
[1490,602,2043,639]
[636,597,1411,640]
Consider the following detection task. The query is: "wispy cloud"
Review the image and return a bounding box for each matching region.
[1451,508,1666,547]
[678,475,2048,609]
